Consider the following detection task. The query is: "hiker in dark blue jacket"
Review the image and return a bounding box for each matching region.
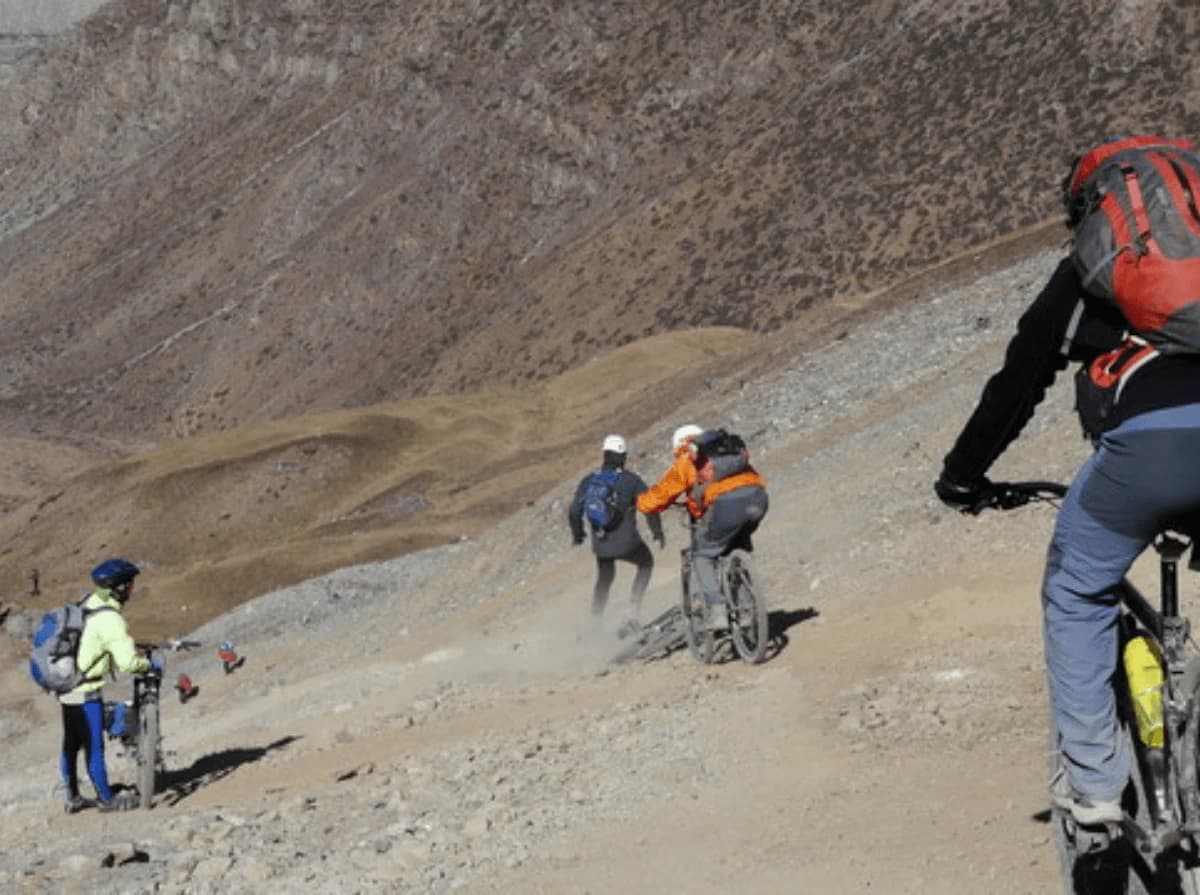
[568,435,664,635]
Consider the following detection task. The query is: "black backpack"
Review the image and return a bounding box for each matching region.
[693,429,750,481]
[693,428,746,459]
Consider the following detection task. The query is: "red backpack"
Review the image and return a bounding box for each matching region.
[1065,134,1200,354]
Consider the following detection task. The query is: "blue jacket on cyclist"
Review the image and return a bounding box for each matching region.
[935,136,1200,826]
[59,558,154,814]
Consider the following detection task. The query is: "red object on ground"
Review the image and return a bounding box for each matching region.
[218,647,244,674]
[175,674,199,703]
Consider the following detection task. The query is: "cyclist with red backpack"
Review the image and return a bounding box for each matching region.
[935,135,1200,826]
[638,425,768,631]
[568,435,664,634]
[58,558,162,813]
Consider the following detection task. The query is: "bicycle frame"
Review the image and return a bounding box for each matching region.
[1114,530,1197,863]
[677,506,769,664]
[979,482,1200,890]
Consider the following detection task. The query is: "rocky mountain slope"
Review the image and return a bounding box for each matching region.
[2,3,1200,891]
[0,244,1107,894]
[2,0,1197,633]
[1,0,1196,446]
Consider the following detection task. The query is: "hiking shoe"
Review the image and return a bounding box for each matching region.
[1049,769,1122,825]
[97,791,139,813]
[64,795,90,814]
[704,603,729,632]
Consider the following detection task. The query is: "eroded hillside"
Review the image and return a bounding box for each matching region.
[1,0,1196,446]
[1,0,1198,627]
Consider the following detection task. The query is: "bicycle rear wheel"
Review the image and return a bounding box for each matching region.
[1048,649,1199,895]
[726,550,768,664]
[136,691,159,810]
[681,553,713,664]
[1168,659,1200,892]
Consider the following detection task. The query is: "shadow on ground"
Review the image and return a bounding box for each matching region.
[159,735,300,806]
[763,607,820,662]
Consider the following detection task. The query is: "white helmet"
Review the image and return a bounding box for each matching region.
[671,424,703,451]
[602,434,627,454]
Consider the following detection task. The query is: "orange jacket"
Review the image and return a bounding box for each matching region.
[636,446,703,518]
[700,468,767,505]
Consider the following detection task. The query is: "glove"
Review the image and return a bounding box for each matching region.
[149,652,165,674]
[934,472,991,513]
[652,532,665,549]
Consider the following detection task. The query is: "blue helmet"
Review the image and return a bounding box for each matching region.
[91,557,140,590]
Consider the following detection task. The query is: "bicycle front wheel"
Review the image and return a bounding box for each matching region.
[681,553,713,664]
[727,550,769,664]
[136,692,159,810]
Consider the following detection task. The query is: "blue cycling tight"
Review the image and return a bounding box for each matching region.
[60,698,113,802]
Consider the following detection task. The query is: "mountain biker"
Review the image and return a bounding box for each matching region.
[568,435,665,634]
[59,558,162,813]
[637,424,768,630]
[934,136,1200,827]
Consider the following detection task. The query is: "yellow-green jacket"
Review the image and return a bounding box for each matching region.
[70,589,151,695]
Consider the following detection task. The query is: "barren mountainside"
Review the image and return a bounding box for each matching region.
[1,0,1196,441]
[5,4,1200,893]
[1,0,1199,629]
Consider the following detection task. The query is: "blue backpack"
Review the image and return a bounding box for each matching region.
[29,600,113,694]
[582,469,624,534]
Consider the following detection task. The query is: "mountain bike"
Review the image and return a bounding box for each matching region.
[980,480,1200,894]
[678,509,769,665]
[107,645,166,810]
[611,603,688,665]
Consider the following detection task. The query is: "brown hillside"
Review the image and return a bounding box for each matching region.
[0,1,1198,630]
[0,326,759,637]
[1,1,1196,447]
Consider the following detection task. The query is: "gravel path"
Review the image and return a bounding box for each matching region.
[1,247,1093,894]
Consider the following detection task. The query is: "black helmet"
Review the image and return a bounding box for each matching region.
[91,557,140,590]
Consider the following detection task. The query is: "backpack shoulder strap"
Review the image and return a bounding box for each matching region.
[81,605,116,619]
[77,603,119,682]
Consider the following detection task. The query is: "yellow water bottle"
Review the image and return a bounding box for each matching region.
[1123,634,1165,749]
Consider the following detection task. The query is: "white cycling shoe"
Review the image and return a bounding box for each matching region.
[1049,768,1122,825]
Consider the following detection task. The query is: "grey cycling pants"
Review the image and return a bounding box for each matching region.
[693,486,768,608]
[1045,402,1200,801]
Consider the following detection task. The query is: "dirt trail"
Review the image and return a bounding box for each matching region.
[3,248,1161,894]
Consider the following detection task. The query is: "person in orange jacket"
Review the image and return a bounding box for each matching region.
[637,425,768,630]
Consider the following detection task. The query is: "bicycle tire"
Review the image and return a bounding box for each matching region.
[681,554,713,664]
[1047,630,1200,895]
[136,687,159,810]
[1168,659,1200,893]
[726,550,768,664]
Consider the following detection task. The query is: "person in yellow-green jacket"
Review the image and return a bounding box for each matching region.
[60,558,162,813]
